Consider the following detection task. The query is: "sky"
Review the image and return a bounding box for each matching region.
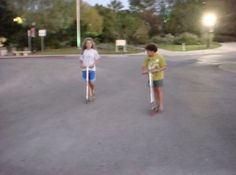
[85,0,129,9]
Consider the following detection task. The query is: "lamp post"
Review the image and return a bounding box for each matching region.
[13,17,32,51]
[28,23,36,52]
[202,13,217,48]
[76,0,81,48]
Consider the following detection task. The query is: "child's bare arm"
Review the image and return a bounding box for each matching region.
[151,66,167,73]
[89,59,100,68]
[80,60,86,68]
[142,66,149,74]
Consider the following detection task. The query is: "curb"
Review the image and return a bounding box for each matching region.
[0,55,70,59]
[0,52,146,59]
[0,43,235,59]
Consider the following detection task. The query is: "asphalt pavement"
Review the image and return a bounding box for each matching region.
[0,46,236,175]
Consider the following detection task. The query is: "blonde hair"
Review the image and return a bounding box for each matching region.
[81,37,97,53]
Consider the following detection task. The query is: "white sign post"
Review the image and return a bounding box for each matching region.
[39,29,47,51]
[116,40,127,53]
[27,30,32,51]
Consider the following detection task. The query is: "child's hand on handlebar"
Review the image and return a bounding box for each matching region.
[142,70,149,75]
[89,64,95,68]
[81,64,86,69]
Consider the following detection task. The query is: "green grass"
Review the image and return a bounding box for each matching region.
[158,42,221,51]
[37,45,144,55]
[38,47,81,55]
[36,42,221,55]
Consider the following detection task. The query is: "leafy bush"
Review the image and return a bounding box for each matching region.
[96,43,114,50]
[132,25,150,44]
[151,34,175,44]
[174,32,201,45]
[0,37,7,47]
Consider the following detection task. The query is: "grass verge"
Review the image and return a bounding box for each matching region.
[37,44,144,55]
[36,42,221,55]
[158,42,221,51]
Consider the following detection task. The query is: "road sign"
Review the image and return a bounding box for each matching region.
[39,29,47,37]
[31,27,36,37]
[27,30,31,37]
[116,40,126,46]
[115,40,127,52]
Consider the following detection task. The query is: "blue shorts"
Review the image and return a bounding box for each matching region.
[82,70,96,81]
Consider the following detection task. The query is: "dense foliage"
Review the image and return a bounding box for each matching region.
[0,0,235,49]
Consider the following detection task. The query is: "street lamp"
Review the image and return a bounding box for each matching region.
[76,0,81,48]
[202,13,217,48]
[13,17,24,24]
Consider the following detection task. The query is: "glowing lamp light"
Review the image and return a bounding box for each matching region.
[202,13,217,27]
[13,17,24,24]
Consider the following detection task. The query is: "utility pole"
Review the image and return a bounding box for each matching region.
[76,0,81,48]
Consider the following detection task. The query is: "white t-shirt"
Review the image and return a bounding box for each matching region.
[80,49,100,71]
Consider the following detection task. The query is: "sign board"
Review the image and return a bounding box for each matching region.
[27,30,31,37]
[116,40,126,46]
[39,29,47,37]
[115,40,127,52]
[31,27,36,37]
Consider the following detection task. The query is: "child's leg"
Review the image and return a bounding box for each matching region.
[153,80,164,111]
[89,81,95,96]
[154,87,164,111]
[88,71,96,97]
[154,87,160,106]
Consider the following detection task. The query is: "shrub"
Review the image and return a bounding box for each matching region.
[151,34,175,44]
[96,43,114,50]
[174,32,201,45]
[0,37,7,47]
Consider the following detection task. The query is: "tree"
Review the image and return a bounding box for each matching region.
[108,0,124,12]
[0,0,24,46]
[5,0,104,48]
[132,22,150,43]
[129,0,157,12]
[81,2,103,34]
[204,0,236,41]
[95,5,118,42]
[116,11,150,43]
[158,0,171,33]
[164,0,203,35]
[7,0,76,32]
[129,0,161,36]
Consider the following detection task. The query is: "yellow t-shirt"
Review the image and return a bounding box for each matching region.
[143,54,167,81]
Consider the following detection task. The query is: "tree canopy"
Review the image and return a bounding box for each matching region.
[1,0,235,48]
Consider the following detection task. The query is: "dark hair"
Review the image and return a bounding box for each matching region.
[145,43,158,52]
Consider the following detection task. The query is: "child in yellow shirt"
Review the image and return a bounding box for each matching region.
[142,43,167,112]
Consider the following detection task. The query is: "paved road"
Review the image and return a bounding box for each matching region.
[0,50,236,175]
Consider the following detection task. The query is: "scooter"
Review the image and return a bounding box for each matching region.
[85,65,89,104]
[148,66,159,115]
